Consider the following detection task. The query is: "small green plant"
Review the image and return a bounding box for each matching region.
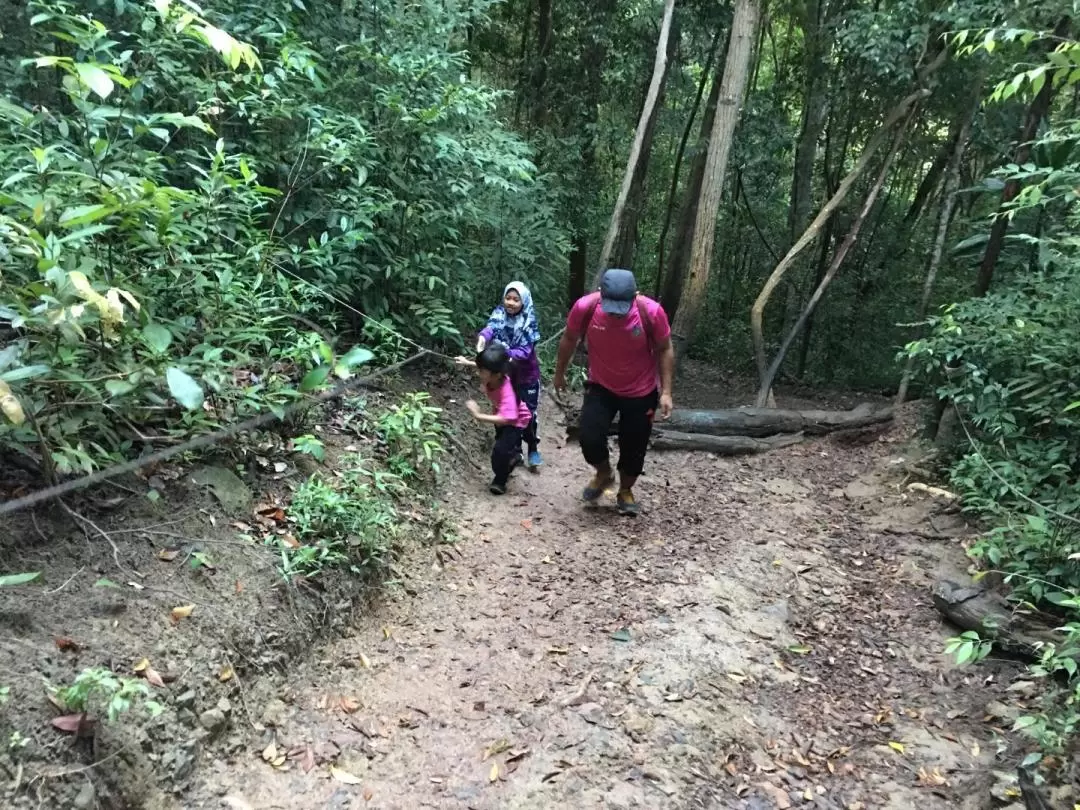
[8,731,28,752]
[944,630,993,666]
[292,434,326,462]
[376,393,445,479]
[0,686,10,705]
[56,667,163,723]
[278,456,400,580]
[189,551,214,571]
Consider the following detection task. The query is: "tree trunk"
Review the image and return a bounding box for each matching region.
[671,0,760,360]
[787,0,829,246]
[595,0,677,281]
[659,60,724,315]
[896,101,974,405]
[650,431,804,454]
[975,16,1070,296]
[654,27,723,297]
[527,0,553,131]
[756,111,912,405]
[511,0,534,127]
[750,88,930,398]
[613,13,682,269]
[565,402,893,441]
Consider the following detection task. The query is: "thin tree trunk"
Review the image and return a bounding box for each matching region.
[974,18,1068,296]
[787,0,829,246]
[511,0,535,127]
[527,0,553,131]
[896,103,975,405]
[659,60,724,314]
[596,0,677,281]
[756,112,913,405]
[671,0,760,360]
[750,88,930,396]
[614,12,682,269]
[655,27,723,296]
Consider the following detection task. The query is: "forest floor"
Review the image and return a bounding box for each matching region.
[0,364,1055,809]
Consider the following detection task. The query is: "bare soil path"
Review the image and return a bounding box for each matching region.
[194,395,1016,810]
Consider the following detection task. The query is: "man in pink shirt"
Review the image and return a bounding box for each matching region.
[553,268,675,516]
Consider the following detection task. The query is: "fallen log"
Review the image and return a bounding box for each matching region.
[665,403,892,437]
[650,430,804,455]
[564,403,893,442]
[932,578,1063,660]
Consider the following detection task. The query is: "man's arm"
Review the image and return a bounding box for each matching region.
[553,330,579,390]
[656,336,675,419]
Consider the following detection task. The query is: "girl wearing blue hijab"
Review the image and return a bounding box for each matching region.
[477,282,543,469]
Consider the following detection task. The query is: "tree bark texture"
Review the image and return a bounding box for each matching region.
[670,0,760,360]
[595,0,677,282]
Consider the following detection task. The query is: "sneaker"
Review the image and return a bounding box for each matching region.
[527,450,543,470]
[616,489,641,517]
[489,479,507,495]
[582,469,615,502]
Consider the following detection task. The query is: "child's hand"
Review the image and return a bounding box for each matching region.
[475,336,486,353]
[454,355,476,367]
[465,399,481,417]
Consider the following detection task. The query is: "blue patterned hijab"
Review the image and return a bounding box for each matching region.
[486,281,541,347]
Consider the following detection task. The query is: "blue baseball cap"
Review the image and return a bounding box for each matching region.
[599,268,636,316]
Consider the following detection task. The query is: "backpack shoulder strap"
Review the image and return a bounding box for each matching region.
[635,295,654,353]
[579,292,603,337]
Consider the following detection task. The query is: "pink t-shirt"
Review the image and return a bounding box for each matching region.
[566,293,671,397]
[485,376,532,428]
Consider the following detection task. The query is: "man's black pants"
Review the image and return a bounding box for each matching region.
[578,384,658,478]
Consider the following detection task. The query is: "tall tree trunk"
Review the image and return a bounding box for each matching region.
[896,101,976,405]
[614,13,682,269]
[527,0,554,131]
[756,113,913,405]
[654,27,723,297]
[974,17,1069,296]
[671,0,760,360]
[750,88,930,397]
[787,0,830,247]
[596,0,677,281]
[511,0,535,127]
[658,52,725,313]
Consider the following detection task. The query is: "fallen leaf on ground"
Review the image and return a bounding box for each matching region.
[483,738,511,760]
[787,645,811,655]
[757,783,791,809]
[235,579,243,594]
[51,713,94,736]
[489,762,499,782]
[610,628,631,643]
[507,749,530,763]
[363,786,373,801]
[917,766,948,787]
[330,765,363,785]
[274,461,287,473]
[54,636,79,652]
[158,548,181,561]
[281,533,300,549]
[301,747,316,774]
[888,741,906,754]
[261,742,278,762]
[170,604,195,622]
[382,626,392,640]
[359,653,371,668]
[340,697,361,713]
[219,665,235,682]
[520,519,532,530]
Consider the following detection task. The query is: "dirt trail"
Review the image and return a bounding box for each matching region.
[195,404,1015,810]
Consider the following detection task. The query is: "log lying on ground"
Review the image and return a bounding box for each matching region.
[665,403,892,437]
[649,430,804,455]
[563,403,893,442]
[932,578,1063,660]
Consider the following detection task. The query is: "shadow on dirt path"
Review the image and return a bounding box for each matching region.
[196,403,1018,810]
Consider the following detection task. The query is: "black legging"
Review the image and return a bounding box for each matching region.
[577,384,658,477]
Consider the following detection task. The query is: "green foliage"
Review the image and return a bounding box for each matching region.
[375,393,445,479]
[280,454,402,581]
[55,667,162,723]
[944,630,993,666]
[0,572,42,587]
[290,433,325,462]
[0,0,565,478]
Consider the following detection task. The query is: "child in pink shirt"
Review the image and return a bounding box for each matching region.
[466,344,533,495]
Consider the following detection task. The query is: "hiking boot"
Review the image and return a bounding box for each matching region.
[616,489,641,517]
[489,479,507,495]
[582,469,615,502]
[527,450,543,470]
